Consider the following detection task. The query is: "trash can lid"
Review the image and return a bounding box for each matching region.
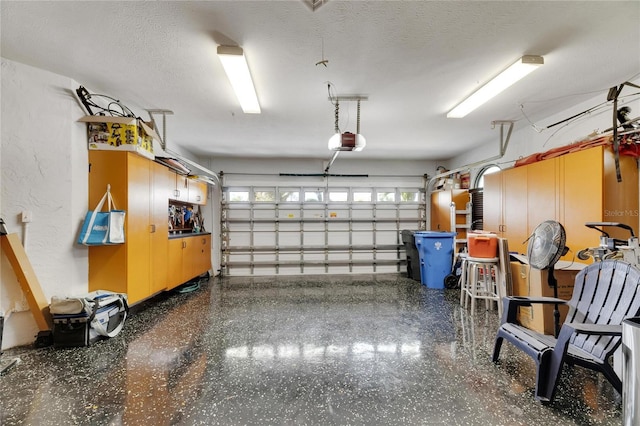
[414,231,456,237]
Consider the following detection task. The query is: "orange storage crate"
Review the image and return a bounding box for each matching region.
[467,233,498,258]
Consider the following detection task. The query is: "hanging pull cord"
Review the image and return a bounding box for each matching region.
[357,99,361,134]
[334,100,340,133]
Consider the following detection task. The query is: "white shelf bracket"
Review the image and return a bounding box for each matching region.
[146,109,174,150]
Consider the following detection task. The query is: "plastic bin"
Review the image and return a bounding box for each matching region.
[467,233,498,258]
[414,231,456,289]
[623,317,640,425]
[402,230,421,282]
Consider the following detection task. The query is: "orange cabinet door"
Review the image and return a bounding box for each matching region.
[430,191,451,231]
[170,172,189,202]
[561,147,604,259]
[196,235,212,275]
[502,166,528,255]
[168,238,185,289]
[124,154,152,303]
[88,151,130,296]
[150,162,171,294]
[560,145,638,258]
[88,152,151,304]
[183,236,210,282]
[188,180,208,205]
[527,157,559,236]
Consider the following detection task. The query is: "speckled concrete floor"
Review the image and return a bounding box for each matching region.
[0,274,622,425]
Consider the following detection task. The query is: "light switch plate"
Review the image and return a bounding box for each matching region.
[21,210,32,223]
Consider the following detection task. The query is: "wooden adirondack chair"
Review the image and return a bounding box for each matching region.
[492,259,640,403]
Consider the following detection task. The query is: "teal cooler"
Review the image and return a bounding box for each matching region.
[414,231,456,289]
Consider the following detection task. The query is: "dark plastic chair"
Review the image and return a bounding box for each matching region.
[492,260,640,403]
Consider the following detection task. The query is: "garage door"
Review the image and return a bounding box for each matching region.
[221,183,426,276]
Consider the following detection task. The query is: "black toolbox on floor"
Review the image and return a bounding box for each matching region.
[53,313,97,347]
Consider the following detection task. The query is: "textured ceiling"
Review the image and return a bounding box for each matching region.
[1,1,639,161]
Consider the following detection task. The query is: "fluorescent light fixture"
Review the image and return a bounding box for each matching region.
[217,45,261,114]
[447,55,544,118]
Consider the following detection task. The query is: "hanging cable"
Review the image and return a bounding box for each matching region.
[520,104,544,133]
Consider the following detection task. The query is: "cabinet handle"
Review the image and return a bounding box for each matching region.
[150,224,156,233]
[175,189,181,198]
[196,195,201,202]
[182,241,187,249]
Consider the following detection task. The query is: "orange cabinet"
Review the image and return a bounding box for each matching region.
[560,145,638,259]
[483,166,528,254]
[171,173,190,203]
[483,145,638,260]
[150,162,172,294]
[168,235,212,289]
[88,151,212,304]
[430,189,470,251]
[527,157,559,234]
[169,173,207,205]
[89,151,158,303]
[430,190,451,231]
[185,234,211,281]
[188,179,208,205]
[430,189,469,231]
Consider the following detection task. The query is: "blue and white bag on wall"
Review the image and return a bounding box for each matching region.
[78,185,125,246]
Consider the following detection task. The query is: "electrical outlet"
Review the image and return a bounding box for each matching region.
[21,210,32,223]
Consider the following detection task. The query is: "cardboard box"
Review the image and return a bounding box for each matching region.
[510,254,585,335]
[79,116,158,160]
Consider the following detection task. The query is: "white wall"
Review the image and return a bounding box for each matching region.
[448,81,640,186]
[209,157,436,186]
[1,59,88,349]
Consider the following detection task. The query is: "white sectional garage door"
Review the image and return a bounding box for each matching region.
[221,181,426,276]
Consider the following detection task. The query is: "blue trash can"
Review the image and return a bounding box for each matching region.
[414,231,456,289]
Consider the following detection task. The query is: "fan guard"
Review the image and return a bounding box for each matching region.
[527,220,567,270]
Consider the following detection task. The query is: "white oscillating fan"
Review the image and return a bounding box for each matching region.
[527,220,568,336]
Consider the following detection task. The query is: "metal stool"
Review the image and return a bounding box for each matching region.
[460,256,503,317]
[459,254,469,307]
